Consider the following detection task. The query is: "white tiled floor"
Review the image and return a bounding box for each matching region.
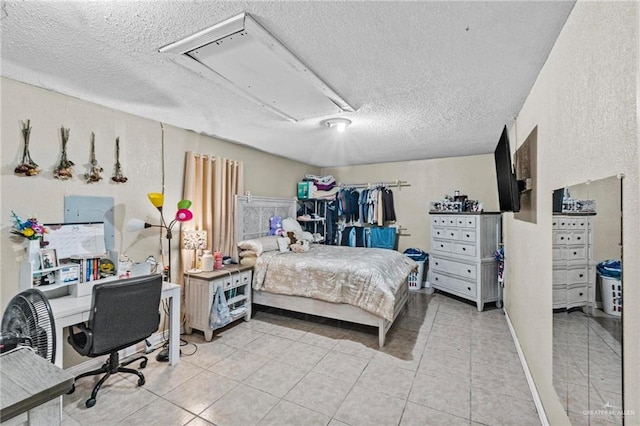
[18,290,542,425]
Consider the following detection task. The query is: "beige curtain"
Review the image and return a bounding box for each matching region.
[180,152,244,281]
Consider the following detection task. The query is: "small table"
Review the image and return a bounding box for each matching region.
[0,347,74,424]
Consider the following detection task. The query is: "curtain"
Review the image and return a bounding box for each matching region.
[180,152,244,281]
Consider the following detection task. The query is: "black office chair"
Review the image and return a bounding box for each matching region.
[66,274,163,408]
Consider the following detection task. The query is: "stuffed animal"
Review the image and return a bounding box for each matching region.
[290,240,310,253]
[269,216,284,236]
[286,231,298,245]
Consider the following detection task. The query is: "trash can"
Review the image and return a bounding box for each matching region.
[597,260,622,316]
[404,249,428,290]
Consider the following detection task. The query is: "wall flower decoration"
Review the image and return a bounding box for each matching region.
[11,211,47,240]
[54,126,75,180]
[14,119,41,176]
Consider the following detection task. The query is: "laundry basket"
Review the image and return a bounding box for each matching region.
[404,249,428,290]
[597,260,622,317]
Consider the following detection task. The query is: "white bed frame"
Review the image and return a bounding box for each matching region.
[236,195,409,347]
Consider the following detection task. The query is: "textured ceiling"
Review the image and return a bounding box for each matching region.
[0,1,574,167]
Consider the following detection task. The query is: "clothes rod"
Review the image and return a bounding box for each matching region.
[338,180,410,190]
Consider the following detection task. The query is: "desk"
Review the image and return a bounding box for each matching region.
[0,347,74,424]
[47,282,180,368]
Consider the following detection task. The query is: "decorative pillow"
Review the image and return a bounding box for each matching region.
[238,240,263,256]
[277,237,291,253]
[239,250,258,258]
[290,240,310,253]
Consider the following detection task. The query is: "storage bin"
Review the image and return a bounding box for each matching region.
[599,274,622,316]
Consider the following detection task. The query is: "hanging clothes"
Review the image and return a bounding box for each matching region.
[370,227,396,250]
[381,187,396,222]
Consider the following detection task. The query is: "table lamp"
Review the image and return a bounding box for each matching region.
[126,193,193,282]
[183,230,208,273]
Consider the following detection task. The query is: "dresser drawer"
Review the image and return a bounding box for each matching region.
[432,239,453,253]
[565,247,587,261]
[552,247,564,261]
[567,267,588,284]
[444,228,461,240]
[553,269,567,285]
[431,272,477,297]
[460,229,476,242]
[453,242,476,257]
[433,227,447,239]
[570,230,587,245]
[567,286,588,304]
[430,257,477,280]
[553,287,567,305]
[445,217,457,227]
[557,218,571,229]
[554,231,570,245]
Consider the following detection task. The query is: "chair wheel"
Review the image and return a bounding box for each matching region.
[67,384,75,395]
[138,377,145,386]
[86,398,96,408]
[140,359,147,369]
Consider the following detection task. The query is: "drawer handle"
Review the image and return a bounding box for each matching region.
[573,251,577,255]
[450,233,454,237]
[440,244,444,248]
[462,247,466,251]
[467,287,471,291]
[435,262,439,266]
[579,274,584,278]
[562,222,566,226]
[579,292,584,296]
[466,234,470,238]
[435,277,439,281]
[467,269,472,274]
[560,237,564,240]
[577,237,581,240]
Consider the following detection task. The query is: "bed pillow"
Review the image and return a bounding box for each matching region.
[240,257,257,267]
[239,250,258,258]
[277,236,291,253]
[254,236,280,252]
[282,217,304,237]
[238,240,263,256]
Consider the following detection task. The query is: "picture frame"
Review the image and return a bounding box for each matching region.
[40,248,58,269]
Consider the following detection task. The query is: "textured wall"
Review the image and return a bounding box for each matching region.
[504,1,638,423]
[0,78,318,365]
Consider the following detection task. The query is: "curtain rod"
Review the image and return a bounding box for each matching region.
[338,180,410,190]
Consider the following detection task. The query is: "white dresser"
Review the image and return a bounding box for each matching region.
[552,214,595,310]
[429,212,501,311]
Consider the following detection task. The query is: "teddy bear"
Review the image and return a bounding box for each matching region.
[268,216,284,236]
[290,239,310,253]
[286,231,297,245]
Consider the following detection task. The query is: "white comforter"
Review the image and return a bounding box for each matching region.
[253,245,417,321]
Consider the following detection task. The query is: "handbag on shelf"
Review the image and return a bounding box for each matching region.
[210,285,231,329]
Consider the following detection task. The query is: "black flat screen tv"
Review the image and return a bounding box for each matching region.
[494,125,520,212]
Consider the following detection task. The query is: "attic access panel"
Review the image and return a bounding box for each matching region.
[160,13,354,121]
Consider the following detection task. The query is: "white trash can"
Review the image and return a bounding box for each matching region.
[599,274,622,317]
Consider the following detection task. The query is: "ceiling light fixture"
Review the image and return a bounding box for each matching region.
[159,12,355,122]
[323,118,352,133]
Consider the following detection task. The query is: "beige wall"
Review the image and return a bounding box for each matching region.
[0,78,318,365]
[505,1,638,423]
[322,154,499,254]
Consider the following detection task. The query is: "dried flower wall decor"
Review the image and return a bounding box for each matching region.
[54,126,75,180]
[84,132,103,183]
[111,137,128,183]
[14,119,41,176]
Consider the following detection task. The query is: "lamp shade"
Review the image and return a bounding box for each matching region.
[177,199,192,209]
[147,192,164,208]
[126,218,150,232]
[175,209,193,222]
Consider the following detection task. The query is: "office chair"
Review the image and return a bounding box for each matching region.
[66,274,163,408]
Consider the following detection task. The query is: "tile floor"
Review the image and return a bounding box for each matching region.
[12,290,541,426]
[553,309,623,425]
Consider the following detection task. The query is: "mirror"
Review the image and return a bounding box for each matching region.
[552,175,623,425]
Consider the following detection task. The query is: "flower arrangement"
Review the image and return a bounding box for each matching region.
[11,211,47,240]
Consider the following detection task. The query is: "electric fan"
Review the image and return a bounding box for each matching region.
[0,288,56,363]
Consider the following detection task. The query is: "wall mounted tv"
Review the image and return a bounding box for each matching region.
[494,125,521,212]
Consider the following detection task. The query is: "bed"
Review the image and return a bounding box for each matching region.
[236,195,415,347]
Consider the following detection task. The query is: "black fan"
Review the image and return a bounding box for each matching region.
[0,289,56,363]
